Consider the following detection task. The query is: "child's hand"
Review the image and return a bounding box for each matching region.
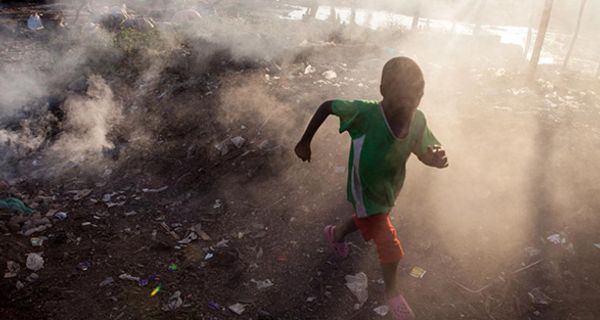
[425,145,448,168]
[294,140,311,162]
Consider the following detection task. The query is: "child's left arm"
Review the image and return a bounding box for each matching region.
[417,145,448,168]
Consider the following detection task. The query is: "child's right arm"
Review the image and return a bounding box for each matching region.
[294,100,333,162]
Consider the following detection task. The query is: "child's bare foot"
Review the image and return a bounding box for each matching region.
[323,225,349,258]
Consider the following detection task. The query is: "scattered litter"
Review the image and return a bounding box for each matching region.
[30,236,47,247]
[373,305,389,316]
[123,211,138,217]
[99,277,114,287]
[213,199,223,209]
[142,186,168,193]
[163,290,183,311]
[214,239,229,248]
[77,261,91,271]
[4,261,20,278]
[345,272,368,307]
[27,13,44,30]
[150,285,161,297]
[204,252,214,260]
[119,273,140,282]
[304,65,316,74]
[251,279,274,289]
[54,212,68,220]
[547,233,566,245]
[178,232,199,244]
[26,253,44,271]
[409,266,427,279]
[168,263,178,272]
[138,278,149,287]
[228,303,246,315]
[230,136,246,148]
[0,197,33,215]
[322,70,337,80]
[208,301,221,310]
[529,288,551,305]
[160,222,180,240]
[71,189,92,201]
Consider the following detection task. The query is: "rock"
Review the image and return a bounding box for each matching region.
[27,13,44,31]
[345,272,368,307]
[228,303,246,315]
[4,261,20,278]
[322,70,337,80]
[26,253,44,271]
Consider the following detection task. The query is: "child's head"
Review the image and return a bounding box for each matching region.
[380,57,425,113]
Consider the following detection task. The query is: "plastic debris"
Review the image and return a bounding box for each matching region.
[150,285,161,297]
[547,234,566,245]
[123,211,138,217]
[4,261,20,278]
[373,305,389,316]
[345,272,368,307]
[27,13,44,31]
[0,197,33,215]
[322,70,337,80]
[163,291,183,311]
[251,278,274,289]
[213,199,223,209]
[230,136,246,148]
[78,261,91,271]
[409,266,427,279]
[71,189,92,201]
[54,211,68,220]
[204,252,214,260]
[99,277,114,287]
[228,303,246,315]
[208,301,221,310]
[26,253,44,271]
[529,288,551,305]
[304,65,316,74]
[119,273,140,282]
[168,263,178,272]
[30,236,47,247]
[178,232,199,244]
[142,186,168,193]
[138,278,149,287]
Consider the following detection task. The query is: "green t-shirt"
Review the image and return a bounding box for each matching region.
[332,99,440,217]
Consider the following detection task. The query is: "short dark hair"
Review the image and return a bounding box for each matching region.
[381,57,424,100]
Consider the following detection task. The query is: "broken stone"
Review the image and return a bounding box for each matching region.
[4,261,20,278]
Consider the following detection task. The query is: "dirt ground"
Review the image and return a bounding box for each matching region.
[2,2,600,320]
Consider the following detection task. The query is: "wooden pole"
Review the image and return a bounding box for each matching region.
[529,0,554,78]
[562,0,588,70]
[523,0,536,59]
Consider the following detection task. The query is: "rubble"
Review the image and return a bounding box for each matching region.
[26,253,44,271]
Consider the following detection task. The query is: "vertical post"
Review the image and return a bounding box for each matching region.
[562,0,588,70]
[412,0,422,30]
[529,0,554,78]
[523,0,536,59]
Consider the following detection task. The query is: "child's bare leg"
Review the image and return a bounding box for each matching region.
[333,216,358,242]
[382,261,399,297]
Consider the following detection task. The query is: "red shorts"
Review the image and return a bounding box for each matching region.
[353,213,404,264]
